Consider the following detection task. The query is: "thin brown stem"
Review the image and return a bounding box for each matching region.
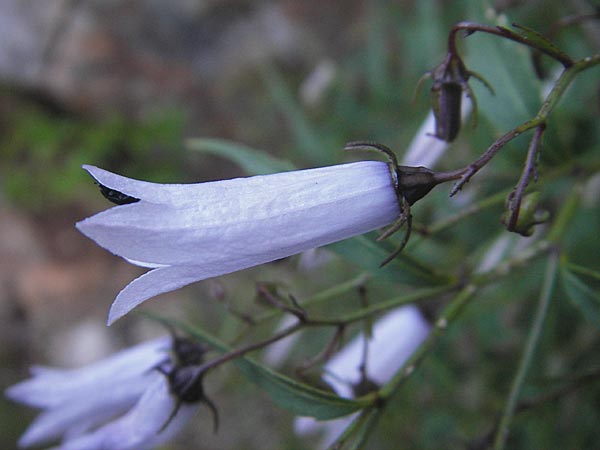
[257,284,307,322]
[450,121,538,196]
[295,326,346,376]
[505,124,546,231]
[449,21,574,67]
[193,321,304,376]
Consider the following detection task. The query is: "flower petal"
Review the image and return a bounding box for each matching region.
[402,110,452,167]
[82,165,200,207]
[17,375,152,447]
[77,161,398,267]
[107,265,218,325]
[322,305,430,397]
[5,337,170,408]
[57,376,197,450]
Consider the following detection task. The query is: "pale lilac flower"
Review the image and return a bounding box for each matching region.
[266,110,454,373]
[262,314,300,367]
[76,162,399,324]
[295,306,431,448]
[402,101,470,168]
[5,337,198,450]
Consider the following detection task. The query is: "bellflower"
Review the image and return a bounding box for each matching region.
[265,110,455,369]
[5,337,200,450]
[295,305,431,448]
[76,161,400,324]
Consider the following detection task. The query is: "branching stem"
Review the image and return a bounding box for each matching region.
[448,21,574,67]
[450,53,600,195]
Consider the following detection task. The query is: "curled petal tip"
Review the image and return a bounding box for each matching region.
[107,304,125,326]
[82,164,100,177]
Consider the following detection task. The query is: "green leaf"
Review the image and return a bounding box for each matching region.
[509,23,570,64]
[564,262,600,282]
[168,318,369,420]
[185,138,295,175]
[235,360,367,419]
[259,65,337,165]
[327,407,381,450]
[365,3,392,100]
[464,20,542,133]
[560,267,600,330]
[328,234,452,286]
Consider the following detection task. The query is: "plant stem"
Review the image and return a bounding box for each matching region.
[451,53,600,195]
[327,284,457,324]
[426,190,508,235]
[471,240,552,286]
[448,21,574,67]
[505,124,545,231]
[492,252,559,450]
[326,406,381,450]
[546,183,582,243]
[248,273,371,326]
[378,284,478,400]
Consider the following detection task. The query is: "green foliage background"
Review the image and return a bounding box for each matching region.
[2,0,599,449]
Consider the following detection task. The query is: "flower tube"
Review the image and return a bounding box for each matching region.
[295,306,431,448]
[5,337,204,450]
[77,161,400,324]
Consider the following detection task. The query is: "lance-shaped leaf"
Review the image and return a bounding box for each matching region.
[173,319,369,420]
[561,267,600,330]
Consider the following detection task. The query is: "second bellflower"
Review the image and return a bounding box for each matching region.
[77,161,399,324]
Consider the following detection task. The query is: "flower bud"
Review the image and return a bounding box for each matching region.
[502,191,550,236]
[424,52,493,142]
[429,53,470,142]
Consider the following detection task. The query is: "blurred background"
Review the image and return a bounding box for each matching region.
[1,0,600,449]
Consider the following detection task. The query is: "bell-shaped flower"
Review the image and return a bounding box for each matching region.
[76,161,400,324]
[5,337,201,450]
[295,305,431,448]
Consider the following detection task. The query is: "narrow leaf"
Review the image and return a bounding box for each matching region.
[564,262,600,282]
[259,65,336,165]
[168,318,368,420]
[185,138,295,175]
[235,361,367,419]
[561,267,600,329]
[509,23,571,63]
[465,21,541,132]
[329,234,452,286]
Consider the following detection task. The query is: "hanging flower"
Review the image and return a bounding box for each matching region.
[5,336,208,450]
[76,161,401,324]
[294,305,431,448]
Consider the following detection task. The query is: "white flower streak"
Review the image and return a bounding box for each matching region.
[76,161,399,324]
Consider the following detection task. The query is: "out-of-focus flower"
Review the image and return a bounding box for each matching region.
[299,59,336,108]
[5,336,203,450]
[402,106,471,168]
[77,162,400,324]
[295,305,431,448]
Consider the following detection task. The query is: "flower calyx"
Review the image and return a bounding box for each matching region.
[156,335,219,433]
[418,51,494,142]
[502,191,550,237]
[345,141,465,266]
